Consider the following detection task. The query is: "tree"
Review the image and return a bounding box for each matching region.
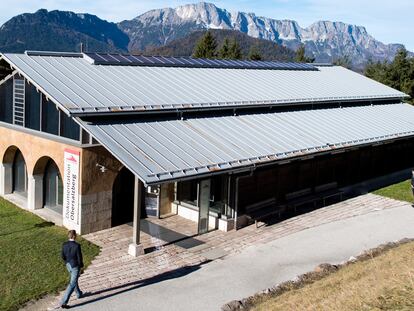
[192,31,217,58]
[228,39,242,60]
[218,38,231,59]
[365,48,414,103]
[248,45,262,61]
[295,45,315,63]
[333,55,352,69]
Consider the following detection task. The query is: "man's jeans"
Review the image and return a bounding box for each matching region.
[61,263,82,305]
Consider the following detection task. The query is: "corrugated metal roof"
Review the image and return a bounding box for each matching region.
[1,53,407,116]
[78,103,414,185]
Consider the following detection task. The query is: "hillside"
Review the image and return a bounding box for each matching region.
[142,29,295,61]
[0,9,129,53]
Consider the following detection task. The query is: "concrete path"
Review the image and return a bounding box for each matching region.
[70,201,414,311]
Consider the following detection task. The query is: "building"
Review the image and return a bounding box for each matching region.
[0,51,413,256]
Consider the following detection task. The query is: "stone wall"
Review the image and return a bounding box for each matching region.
[0,126,126,235]
[79,146,123,234]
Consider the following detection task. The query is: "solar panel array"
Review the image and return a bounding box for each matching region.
[84,52,318,71]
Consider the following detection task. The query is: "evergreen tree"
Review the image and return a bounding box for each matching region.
[295,45,315,63]
[333,55,352,69]
[192,31,217,58]
[228,39,242,60]
[248,45,262,61]
[218,38,231,59]
[365,48,414,103]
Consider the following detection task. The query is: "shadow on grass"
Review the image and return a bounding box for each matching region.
[70,260,211,308]
[0,221,54,237]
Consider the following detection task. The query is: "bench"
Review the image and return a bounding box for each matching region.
[314,182,344,205]
[285,183,344,212]
[285,188,316,212]
[245,198,284,228]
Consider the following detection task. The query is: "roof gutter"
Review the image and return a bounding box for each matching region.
[70,96,409,118]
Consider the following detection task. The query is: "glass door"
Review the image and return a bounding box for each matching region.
[198,179,211,234]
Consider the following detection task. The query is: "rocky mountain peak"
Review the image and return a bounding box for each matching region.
[120,2,407,66]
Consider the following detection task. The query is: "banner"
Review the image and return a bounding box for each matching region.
[63,149,80,229]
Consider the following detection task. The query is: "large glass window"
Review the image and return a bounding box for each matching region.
[209,175,228,214]
[44,160,63,214]
[41,95,59,135]
[0,79,13,123]
[60,112,80,140]
[12,150,27,196]
[177,180,198,206]
[25,82,41,130]
[177,176,228,214]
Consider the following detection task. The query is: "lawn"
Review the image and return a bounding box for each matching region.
[373,179,413,203]
[249,241,414,311]
[0,197,100,311]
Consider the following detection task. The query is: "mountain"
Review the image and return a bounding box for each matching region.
[143,29,295,61]
[120,2,407,66]
[0,9,129,53]
[0,2,408,67]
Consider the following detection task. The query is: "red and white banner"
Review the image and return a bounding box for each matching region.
[63,149,80,229]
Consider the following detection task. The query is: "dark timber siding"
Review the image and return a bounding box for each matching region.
[238,138,414,214]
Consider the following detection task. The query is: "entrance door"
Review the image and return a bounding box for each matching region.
[198,179,211,234]
[112,167,135,227]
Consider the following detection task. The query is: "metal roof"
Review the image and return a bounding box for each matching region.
[0,52,407,116]
[83,52,319,70]
[78,103,414,185]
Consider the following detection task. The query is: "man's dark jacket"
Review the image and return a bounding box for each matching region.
[61,241,84,268]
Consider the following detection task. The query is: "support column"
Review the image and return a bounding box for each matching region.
[128,176,144,257]
[0,163,13,196]
[27,175,43,210]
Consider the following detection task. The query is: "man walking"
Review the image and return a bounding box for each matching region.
[54,230,84,309]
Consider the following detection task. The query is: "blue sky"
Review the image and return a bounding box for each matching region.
[0,0,412,50]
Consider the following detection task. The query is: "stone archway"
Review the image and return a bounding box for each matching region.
[29,156,63,213]
[0,146,27,196]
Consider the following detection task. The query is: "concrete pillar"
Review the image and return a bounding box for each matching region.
[128,176,144,257]
[0,163,13,196]
[27,175,43,210]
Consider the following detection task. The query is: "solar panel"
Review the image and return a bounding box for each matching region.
[84,52,318,71]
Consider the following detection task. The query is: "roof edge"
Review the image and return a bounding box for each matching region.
[69,96,408,117]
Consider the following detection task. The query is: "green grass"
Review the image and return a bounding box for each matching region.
[373,179,413,203]
[0,197,100,311]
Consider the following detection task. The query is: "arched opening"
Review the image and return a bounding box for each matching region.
[112,167,146,227]
[12,149,27,197]
[43,160,63,214]
[31,156,63,213]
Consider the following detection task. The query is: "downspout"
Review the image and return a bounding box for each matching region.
[234,176,240,230]
[234,165,256,231]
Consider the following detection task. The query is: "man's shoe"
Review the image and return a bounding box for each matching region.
[61,305,70,309]
[77,291,91,299]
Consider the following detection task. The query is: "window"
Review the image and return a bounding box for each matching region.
[60,112,80,140]
[41,94,59,135]
[44,160,63,214]
[12,150,27,196]
[177,180,198,206]
[0,78,13,123]
[209,175,228,214]
[25,82,41,130]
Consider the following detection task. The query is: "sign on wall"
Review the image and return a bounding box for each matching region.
[63,149,80,230]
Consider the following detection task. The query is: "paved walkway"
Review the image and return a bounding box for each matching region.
[24,194,412,310]
[84,215,198,254]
